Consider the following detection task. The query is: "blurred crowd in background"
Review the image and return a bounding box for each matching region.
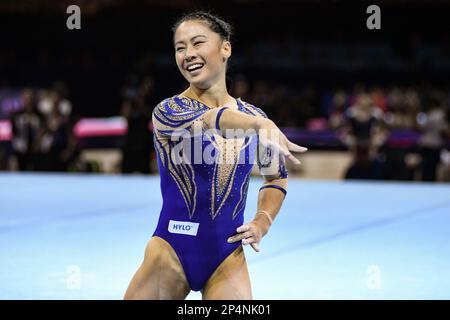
[0,0,449,181]
[1,75,449,182]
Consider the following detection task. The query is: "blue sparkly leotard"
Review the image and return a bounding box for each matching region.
[151,95,287,291]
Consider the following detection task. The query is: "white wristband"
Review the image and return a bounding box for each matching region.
[256,210,273,225]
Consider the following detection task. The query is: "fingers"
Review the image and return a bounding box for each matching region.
[286,153,301,165]
[288,142,308,153]
[228,224,261,252]
[227,224,254,243]
[263,143,301,166]
[276,139,306,165]
[228,229,252,243]
[236,225,250,233]
[279,146,291,158]
[270,140,290,158]
[259,125,307,167]
[279,131,308,153]
[242,237,256,245]
[283,140,306,165]
[274,145,302,166]
[250,242,260,252]
[243,237,260,253]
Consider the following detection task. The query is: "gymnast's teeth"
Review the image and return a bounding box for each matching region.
[186,64,204,71]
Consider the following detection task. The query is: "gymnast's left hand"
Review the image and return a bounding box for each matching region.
[227,217,270,252]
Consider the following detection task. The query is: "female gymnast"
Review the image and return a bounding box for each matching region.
[124,11,307,300]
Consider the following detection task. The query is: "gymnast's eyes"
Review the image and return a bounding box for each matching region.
[175,41,204,52]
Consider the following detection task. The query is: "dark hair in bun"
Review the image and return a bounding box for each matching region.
[172,11,232,42]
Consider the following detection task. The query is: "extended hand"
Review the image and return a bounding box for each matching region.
[259,119,308,166]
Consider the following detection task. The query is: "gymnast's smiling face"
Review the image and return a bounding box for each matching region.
[174,20,231,90]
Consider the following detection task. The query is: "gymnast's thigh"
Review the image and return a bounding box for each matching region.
[202,245,252,300]
[124,236,190,300]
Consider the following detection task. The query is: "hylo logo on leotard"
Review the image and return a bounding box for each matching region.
[168,220,199,236]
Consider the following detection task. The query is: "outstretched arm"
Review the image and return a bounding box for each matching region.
[154,100,306,164]
[208,107,306,165]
